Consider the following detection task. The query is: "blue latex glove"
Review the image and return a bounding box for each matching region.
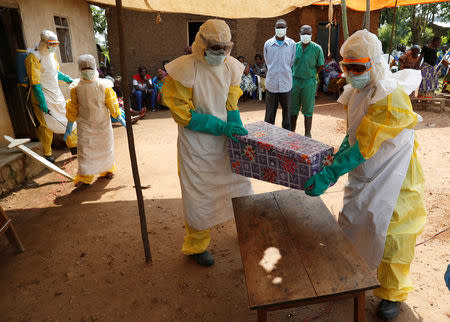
[58,71,73,84]
[227,109,244,126]
[32,84,48,114]
[186,110,248,142]
[63,121,74,141]
[304,141,366,196]
[117,115,127,128]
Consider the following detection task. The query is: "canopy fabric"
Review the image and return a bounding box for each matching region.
[88,0,320,18]
[90,0,449,16]
[314,0,449,11]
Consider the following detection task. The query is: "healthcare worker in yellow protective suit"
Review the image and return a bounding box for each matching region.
[304,30,426,319]
[25,30,77,163]
[64,55,124,187]
[162,19,253,266]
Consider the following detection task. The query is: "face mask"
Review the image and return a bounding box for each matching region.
[81,69,95,81]
[300,34,312,44]
[48,46,58,53]
[275,28,287,38]
[204,50,226,66]
[347,71,371,89]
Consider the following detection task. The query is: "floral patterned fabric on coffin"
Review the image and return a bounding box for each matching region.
[227,121,334,190]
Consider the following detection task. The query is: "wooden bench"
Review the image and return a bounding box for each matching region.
[233,189,380,322]
[410,97,446,112]
[0,205,24,253]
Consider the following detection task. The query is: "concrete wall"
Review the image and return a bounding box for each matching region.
[107,6,380,78]
[0,0,97,139]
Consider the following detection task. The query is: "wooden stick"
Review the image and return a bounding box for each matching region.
[115,0,152,263]
[388,0,399,65]
[341,0,349,40]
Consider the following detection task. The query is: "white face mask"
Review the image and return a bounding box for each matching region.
[300,34,312,44]
[81,69,95,81]
[347,71,371,89]
[48,46,58,53]
[204,50,226,66]
[275,28,287,38]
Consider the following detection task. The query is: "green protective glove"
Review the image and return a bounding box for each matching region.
[186,110,248,142]
[333,135,350,160]
[227,109,243,126]
[58,71,73,84]
[32,84,48,114]
[304,140,366,196]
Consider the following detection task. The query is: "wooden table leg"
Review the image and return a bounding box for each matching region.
[354,291,366,322]
[257,309,267,322]
[1,206,24,252]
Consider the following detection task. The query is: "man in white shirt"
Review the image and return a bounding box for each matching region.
[263,19,296,130]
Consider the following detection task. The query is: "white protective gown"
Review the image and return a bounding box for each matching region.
[337,69,422,269]
[167,55,253,231]
[29,49,74,134]
[70,75,115,175]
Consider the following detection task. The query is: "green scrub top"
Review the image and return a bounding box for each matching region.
[292,41,325,80]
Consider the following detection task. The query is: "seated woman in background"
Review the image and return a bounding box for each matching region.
[240,64,257,101]
[322,54,342,93]
[253,54,267,100]
[153,61,170,109]
[399,45,421,70]
[132,66,155,113]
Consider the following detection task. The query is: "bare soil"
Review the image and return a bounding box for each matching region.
[1,96,449,321]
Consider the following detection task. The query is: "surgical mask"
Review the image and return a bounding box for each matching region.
[81,69,95,81]
[48,46,58,53]
[275,28,287,38]
[347,71,371,89]
[300,34,312,44]
[204,50,226,66]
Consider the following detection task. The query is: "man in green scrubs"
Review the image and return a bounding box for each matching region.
[291,25,324,137]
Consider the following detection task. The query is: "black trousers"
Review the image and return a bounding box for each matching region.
[264,90,291,130]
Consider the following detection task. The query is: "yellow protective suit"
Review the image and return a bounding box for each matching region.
[337,30,427,303]
[66,77,120,185]
[163,75,247,255]
[25,52,77,156]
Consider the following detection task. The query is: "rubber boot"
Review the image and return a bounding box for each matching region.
[376,299,401,319]
[189,251,214,266]
[304,116,312,138]
[70,147,77,155]
[44,155,55,163]
[290,114,298,132]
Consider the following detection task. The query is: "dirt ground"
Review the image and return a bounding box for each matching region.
[1,96,449,322]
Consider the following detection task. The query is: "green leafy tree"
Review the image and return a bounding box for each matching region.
[378,3,450,52]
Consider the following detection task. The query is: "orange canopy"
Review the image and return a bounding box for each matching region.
[313,0,449,12]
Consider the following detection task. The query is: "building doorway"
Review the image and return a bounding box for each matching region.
[317,22,339,60]
[0,7,35,139]
[187,21,204,47]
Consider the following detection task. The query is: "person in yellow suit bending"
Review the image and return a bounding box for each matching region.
[25,30,77,163]
[162,20,253,266]
[304,30,426,319]
[64,54,125,187]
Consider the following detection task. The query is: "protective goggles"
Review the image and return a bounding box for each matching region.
[199,34,233,54]
[47,39,60,47]
[340,57,372,75]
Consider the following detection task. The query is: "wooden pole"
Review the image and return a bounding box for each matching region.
[388,0,399,66]
[115,0,152,263]
[341,0,349,40]
[364,0,370,30]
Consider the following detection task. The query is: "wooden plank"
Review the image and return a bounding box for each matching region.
[233,192,316,309]
[273,189,380,297]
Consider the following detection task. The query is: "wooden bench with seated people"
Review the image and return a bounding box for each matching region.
[232,189,379,322]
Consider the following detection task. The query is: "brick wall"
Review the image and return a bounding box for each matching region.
[107,6,380,78]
